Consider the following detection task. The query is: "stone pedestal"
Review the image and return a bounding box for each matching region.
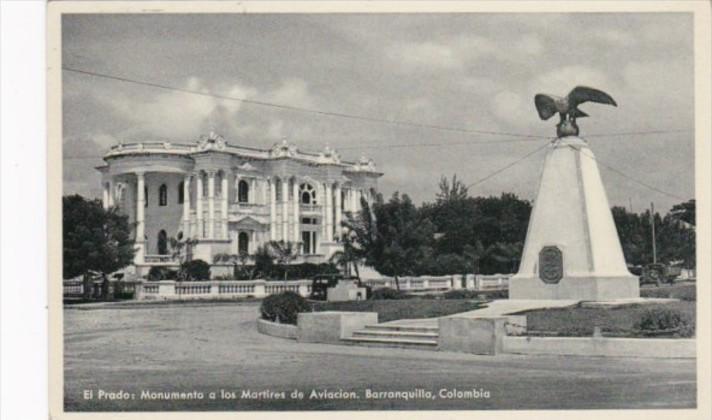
[510,136,639,300]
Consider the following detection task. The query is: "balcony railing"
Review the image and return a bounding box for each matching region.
[300,204,322,213]
[143,254,177,264]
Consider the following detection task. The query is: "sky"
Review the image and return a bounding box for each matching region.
[62,12,695,213]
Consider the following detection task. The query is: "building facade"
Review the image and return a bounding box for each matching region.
[97,132,381,273]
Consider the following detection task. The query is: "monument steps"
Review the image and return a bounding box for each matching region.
[342,324,439,350]
[351,330,439,340]
[363,324,439,333]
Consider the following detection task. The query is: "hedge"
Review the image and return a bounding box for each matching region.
[260,291,311,325]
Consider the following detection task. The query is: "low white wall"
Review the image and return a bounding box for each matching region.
[503,336,696,359]
[256,318,298,340]
[135,279,312,300]
[362,274,511,292]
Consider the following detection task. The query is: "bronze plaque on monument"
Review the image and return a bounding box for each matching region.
[539,246,563,284]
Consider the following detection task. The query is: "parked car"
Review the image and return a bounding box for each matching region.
[640,263,681,286]
[309,274,369,300]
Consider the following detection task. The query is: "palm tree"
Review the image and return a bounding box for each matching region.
[267,240,299,282]
[329,241,362,284]
[169,234,198,263]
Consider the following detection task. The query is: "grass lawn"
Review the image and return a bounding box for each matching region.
[519,283,697,338]
[640,282,696,301]
[310,299,484,322]
[519,301,695,338]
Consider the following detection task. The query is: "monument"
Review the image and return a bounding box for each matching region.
[509,86,640,300]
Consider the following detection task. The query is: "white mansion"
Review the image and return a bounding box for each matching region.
[97,132,381,273]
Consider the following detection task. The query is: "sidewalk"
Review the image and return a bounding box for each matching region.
[383,299,580,327]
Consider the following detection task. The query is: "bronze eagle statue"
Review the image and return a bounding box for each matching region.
[534,86,617,137]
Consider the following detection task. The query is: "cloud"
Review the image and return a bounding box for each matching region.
[97,77,257,140]
[513,34,544,56]
[593,29,637,47]
[621,59,693,126]
[266,78,316,109]
[386,41,461,71]
[532,65,613,96]
[490,90,530,127]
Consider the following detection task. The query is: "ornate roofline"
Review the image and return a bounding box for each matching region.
[102,132,380,174]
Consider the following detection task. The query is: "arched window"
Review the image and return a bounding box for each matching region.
[144,186,148,207]
[238,232,249,254]
[157,230,168,255]
[299,183,317,204]
[178,182,184,204]
[238,180,249,203]
[159,184,167,206]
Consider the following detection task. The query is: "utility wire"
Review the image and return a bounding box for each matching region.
[466,140,552,189]
[63,126,692,158]
[569,145,687,201]
[585,129,692,138]
[62,66,544,139]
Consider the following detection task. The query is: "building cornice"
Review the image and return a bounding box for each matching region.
[101,132,381,175]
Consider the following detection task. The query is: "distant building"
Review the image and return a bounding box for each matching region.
[97,131,381,274]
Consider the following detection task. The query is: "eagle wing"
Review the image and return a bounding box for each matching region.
[534,94,559,121]
[567,86,617,109]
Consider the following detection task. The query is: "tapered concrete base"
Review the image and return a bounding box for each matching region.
[510,136,640,301]
[509,276,639,301]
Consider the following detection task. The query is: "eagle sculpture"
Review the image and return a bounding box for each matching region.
[534,86,617,137]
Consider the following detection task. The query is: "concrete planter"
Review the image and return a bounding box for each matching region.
[437,315,527,355]
[256,318,298,339]
[297,311,378,344]
[502,336,696,358]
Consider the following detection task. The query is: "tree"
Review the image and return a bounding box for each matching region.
[421,175,478,256]
[612,202,696,269]
[63,195,136,299]
[669,199,695,226]
[253,245,275,279]
[169,233,198,265]
[267,240,299,281]
[361,192,436,290]
[436,174,469,202]
[331,231,363,282]
[463,240,490,275]
[215,249,252,279]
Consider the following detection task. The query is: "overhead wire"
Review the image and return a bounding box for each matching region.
[61,65,692,200]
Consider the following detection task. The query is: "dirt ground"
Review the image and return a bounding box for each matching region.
[64,301,696,411]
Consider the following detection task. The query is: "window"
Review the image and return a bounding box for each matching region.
[238,232,249,254]
[275,179,282,201]
[157,230,168,255]
[159,184,167,206]
[178,182,184,204]
[302,231,311,254]
[302,231,317,254]
[238,180,249,203]
[144,186,148,207]
[299,183,317,205]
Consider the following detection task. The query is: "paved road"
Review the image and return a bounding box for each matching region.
[63,301,696,411]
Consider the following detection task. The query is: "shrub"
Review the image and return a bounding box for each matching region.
[635,307,694,337]
[260,291,311,325]
[179,259,211,281]
[369,287,409,300]
[147,266,177,281]
[442,289,482,300]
